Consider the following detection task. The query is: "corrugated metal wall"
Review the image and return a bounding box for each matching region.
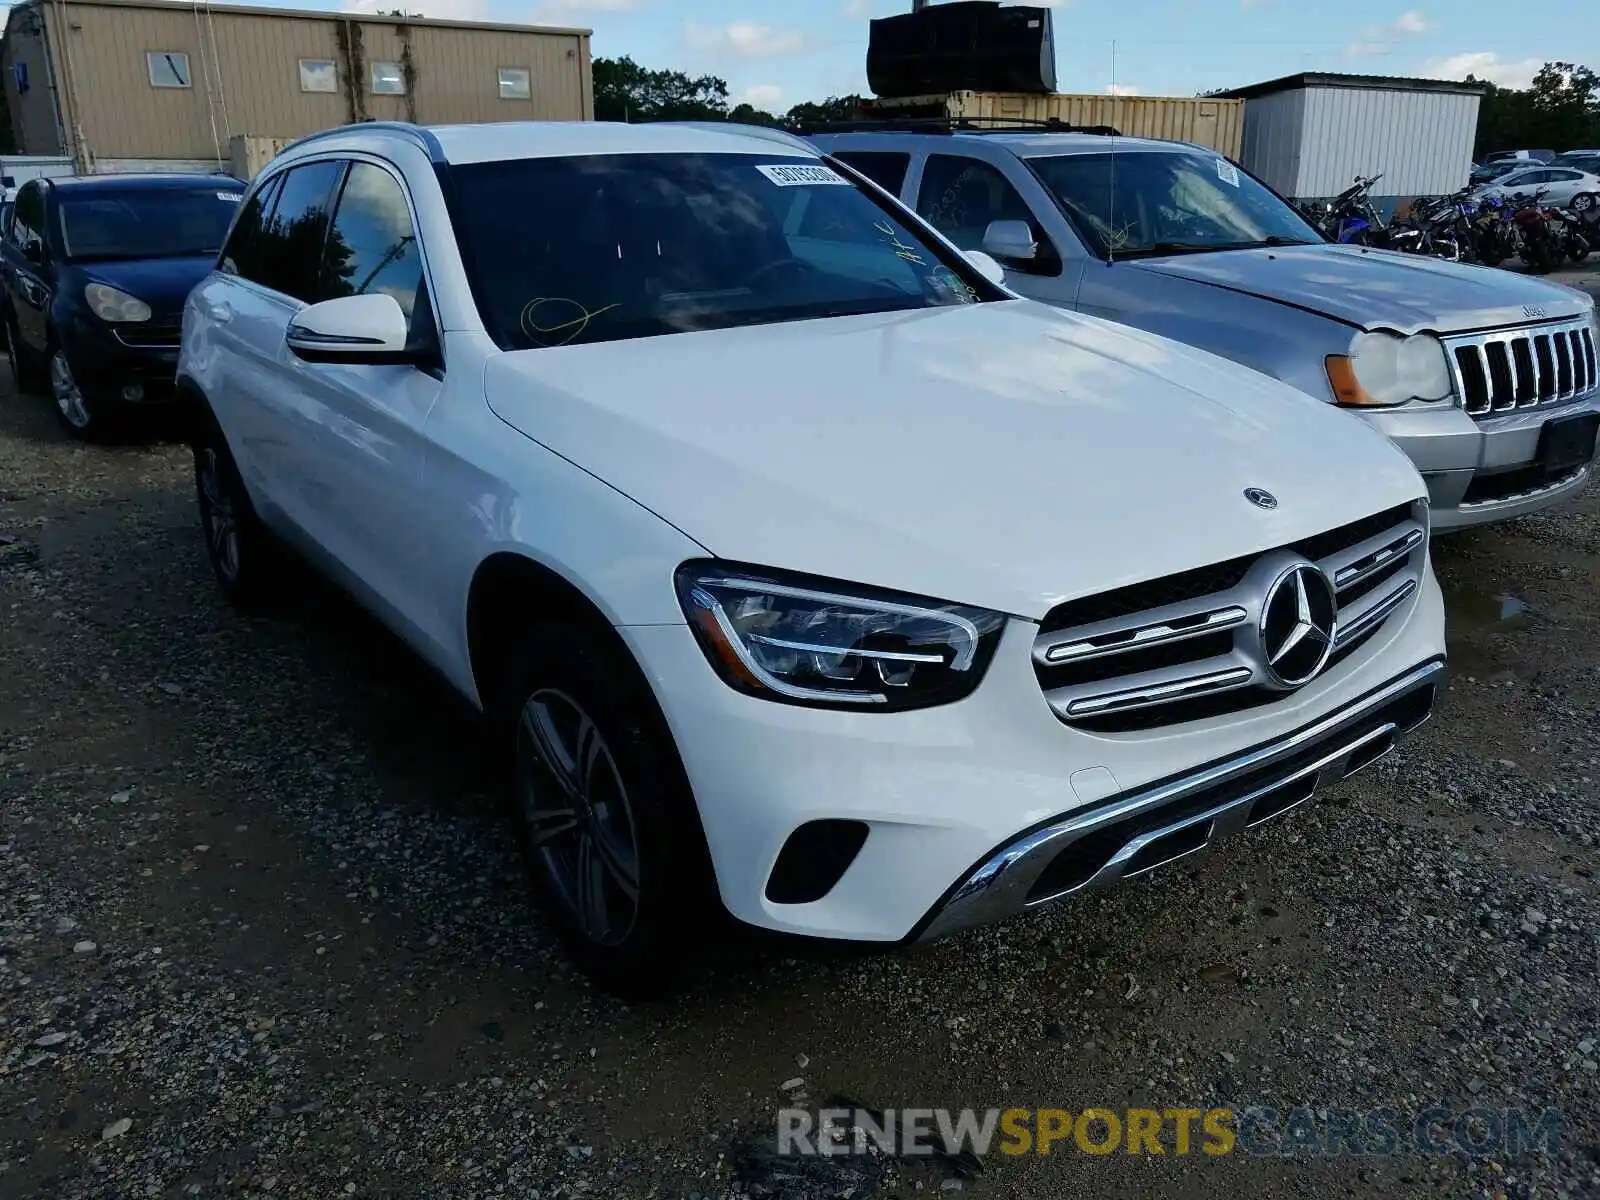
[1296,87,1478,198]
[21,0,591,166]
[1235,88,1304,195]
[863,91,1244,157]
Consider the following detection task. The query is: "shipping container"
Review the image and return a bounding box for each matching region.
[860,91,1244,157]
[1215,72,1485,204]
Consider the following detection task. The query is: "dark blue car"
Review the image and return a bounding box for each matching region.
[1,172,245,439]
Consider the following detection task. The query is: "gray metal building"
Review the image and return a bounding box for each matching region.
[1216,72,1485,203]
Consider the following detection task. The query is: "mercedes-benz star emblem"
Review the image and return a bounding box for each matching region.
[1259,564,1337,689]
[1244,487,1278,510]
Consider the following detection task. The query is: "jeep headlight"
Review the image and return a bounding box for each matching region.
[1326,331,1453,407]
[675,563,1006,710]
[85,283,152,324]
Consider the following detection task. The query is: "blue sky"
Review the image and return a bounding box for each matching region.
[360,0,1592,113]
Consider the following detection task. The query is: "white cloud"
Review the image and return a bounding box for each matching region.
[1421,51,1542,89]
[1344,10,1433,58]
[843,0,872,14]
[686,21,815,58]
[741,84,784,109]
[1106,84,1140,96]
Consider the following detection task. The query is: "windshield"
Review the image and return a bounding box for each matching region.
[449,152,987,349]
[1027,150,1322,259]
[58,187,244,261]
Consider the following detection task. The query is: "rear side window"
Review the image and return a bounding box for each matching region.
[250,159,346,302]
[833,151,910,198]
[319,162,423,322]
[219,174,282,282]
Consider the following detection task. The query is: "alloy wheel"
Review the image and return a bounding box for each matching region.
[515,687,642,947]
[50,350,90,430]
[197,447,242,582]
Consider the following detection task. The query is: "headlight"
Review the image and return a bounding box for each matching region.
[1325,331,1453,407]
[675,562,1006,711]
[85,283,151,323]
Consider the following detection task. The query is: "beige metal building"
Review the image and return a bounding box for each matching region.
[1,0,593,173]
[860,91,1246,158]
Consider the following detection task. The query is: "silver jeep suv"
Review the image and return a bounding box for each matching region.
[810,126,1600,531]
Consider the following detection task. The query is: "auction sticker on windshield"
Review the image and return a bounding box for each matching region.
[756,163,852,187]
[1215,159,1240,187]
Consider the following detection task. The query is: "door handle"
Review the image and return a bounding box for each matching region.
[207,301,233,323]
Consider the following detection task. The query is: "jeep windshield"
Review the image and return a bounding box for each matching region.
[1027,150,1323,260]
[449,152,991,349]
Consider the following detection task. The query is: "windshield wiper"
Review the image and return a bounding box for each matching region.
[1110,241,1230,260]
[1112,235,1319,260]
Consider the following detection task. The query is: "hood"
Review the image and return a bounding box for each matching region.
[70,255,217,315]
[484,302,1425,620]
[1129,243,1593,335]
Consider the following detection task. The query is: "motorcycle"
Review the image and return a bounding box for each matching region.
[1551,208,1592,263]
[1310,173,1388,244]
[1389,190,1475,261]
[1508,189,1565,274]
[1468,195,1521,268]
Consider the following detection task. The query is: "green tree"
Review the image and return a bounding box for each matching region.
[1470,61,1600,155]
[728,103,780,127]
[592,56,730,122]
[783,95,866,131]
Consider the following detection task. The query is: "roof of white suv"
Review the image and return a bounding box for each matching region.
[283,120,817,167]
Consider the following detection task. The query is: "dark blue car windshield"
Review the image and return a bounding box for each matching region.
[58,187,245,261]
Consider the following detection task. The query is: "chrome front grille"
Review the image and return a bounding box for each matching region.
[1034,502,1427,732]
[1445,318,1596,417]
[113,324,182,349]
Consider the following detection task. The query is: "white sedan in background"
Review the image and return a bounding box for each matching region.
[1474,165,1600,211]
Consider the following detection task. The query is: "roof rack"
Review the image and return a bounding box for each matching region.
[796,116,1122,137]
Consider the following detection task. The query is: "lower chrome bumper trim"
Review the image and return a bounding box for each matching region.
[913,658,1446,942]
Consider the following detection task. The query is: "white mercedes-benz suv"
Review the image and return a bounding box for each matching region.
[178,120,1447,993]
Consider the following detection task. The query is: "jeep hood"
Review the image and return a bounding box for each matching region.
[1129,243,1593,335]
[485,301,1424,620]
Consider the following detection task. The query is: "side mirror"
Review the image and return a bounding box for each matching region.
[982,219,1037,262]
[961,249,1006,286]
[286,293,411,364]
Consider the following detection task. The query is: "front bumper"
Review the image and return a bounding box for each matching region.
[61,315,181,404]
[1362,392,1599,531]
[619,566,1447,943]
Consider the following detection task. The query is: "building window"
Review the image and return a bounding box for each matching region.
[369,61,406,95]
[299,59,338,94]
[147,51,192,89]
[498,67,531,101]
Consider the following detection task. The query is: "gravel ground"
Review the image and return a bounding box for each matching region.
[0,384,1597,1200]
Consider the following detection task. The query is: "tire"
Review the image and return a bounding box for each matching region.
[48,343,114,442]
[1572,193,1596,214]
[192,409,278,607]
[4,316,44,394]
[499,622,711,997]
[1569,235,1591,264]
